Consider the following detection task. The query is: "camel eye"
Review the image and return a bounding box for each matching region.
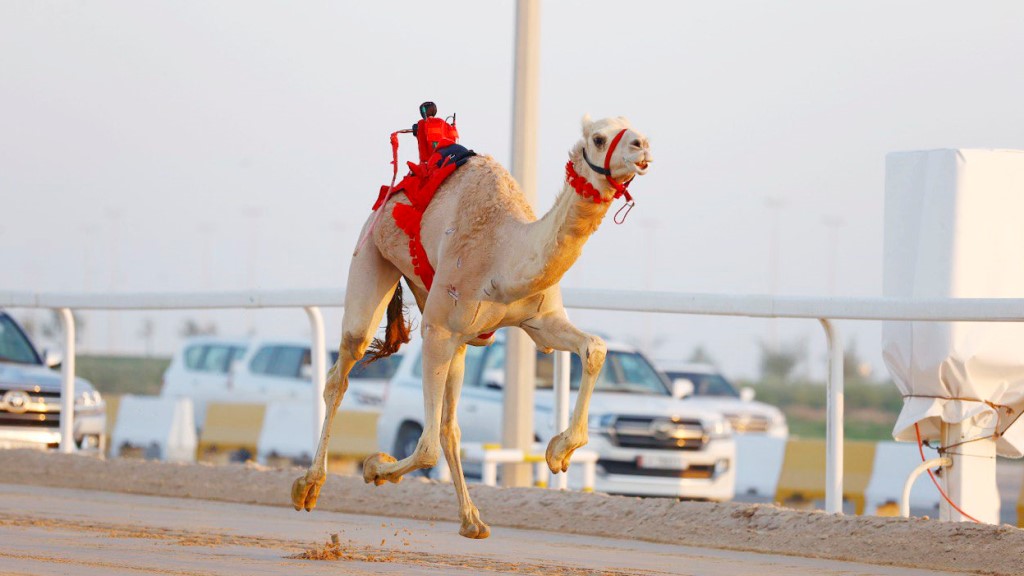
[593,134,606,148]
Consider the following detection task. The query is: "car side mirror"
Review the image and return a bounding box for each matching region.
[671,378,694,399]
[42,348,63,369]
[740,387,756,402]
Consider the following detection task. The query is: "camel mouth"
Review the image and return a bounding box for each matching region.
[633,160,650,174]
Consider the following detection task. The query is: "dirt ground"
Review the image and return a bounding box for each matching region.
[1,450,1021,576]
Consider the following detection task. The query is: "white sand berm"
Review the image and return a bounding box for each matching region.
[1,450,1020,575]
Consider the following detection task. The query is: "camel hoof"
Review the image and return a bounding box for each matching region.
[545,432,581,474]
[362,452,401,486]
[291,472,324,512]
[459,519,491,539]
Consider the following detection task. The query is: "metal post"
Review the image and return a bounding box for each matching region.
[304,306,327,453]
[551,349,571,489]
[57,308,76,453]
[503,0,540,488]
[819,318,844,513]
[940,421,999,523]
[901,457,951,518]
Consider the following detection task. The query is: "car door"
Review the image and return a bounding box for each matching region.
[458,343,505,444]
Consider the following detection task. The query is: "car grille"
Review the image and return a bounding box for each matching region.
[609,416,706,450]
[0,387,61,429]
[600,459,716,479]
[724,413,771,433]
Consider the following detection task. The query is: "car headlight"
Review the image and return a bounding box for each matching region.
[587,413,616,433]
[75,390,102,408]
[706,418,732,439]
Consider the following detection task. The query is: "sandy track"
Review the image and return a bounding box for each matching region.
[0,450,1021,575]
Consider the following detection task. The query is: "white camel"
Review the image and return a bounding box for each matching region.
[292,114,652,539]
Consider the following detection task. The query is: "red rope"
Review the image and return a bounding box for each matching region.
[914,423,981,523]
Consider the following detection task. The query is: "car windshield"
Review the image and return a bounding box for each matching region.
[533,349,669,395]
[666,371,739,398]
[0,314,41,365]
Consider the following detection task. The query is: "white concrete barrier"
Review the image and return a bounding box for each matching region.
[110,395,196,463]
[459,442,598,491]
[735,435,787,498]
[257,401,312,464]
[865,441,942,515]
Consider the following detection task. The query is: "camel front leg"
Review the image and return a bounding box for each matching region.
[438,344,490,539]
[363,323,455,484]
[522,312,606,474]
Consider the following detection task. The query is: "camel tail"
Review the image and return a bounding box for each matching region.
[365,280,412,363]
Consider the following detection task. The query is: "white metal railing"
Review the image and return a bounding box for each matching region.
[4,287,1024,513]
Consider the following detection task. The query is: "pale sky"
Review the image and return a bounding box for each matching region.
[3,1,1023,379]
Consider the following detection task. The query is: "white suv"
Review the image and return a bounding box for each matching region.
[657,362,788,438]
[378,333,736,501]
[161,337,401,428]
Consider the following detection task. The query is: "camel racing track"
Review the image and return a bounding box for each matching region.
[0,450,1020,576]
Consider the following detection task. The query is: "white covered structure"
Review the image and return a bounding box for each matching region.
[883,149,1024,523]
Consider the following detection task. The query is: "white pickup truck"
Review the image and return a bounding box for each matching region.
[378,332,736,501]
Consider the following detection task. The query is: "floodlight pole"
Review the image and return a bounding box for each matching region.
[502,0,540,487]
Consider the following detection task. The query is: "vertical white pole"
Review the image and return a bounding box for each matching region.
[304,306,327,455]
[551,349,570,490]
[820,318,844,514]
[503,0,541,488]
[940,422,999,523]
[58,308,76,453]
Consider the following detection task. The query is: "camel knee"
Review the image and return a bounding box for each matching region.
[341,330,371,359]
[582,335,606,374]
[415,439,442,468]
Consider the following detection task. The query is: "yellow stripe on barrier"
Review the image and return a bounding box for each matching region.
[774,438,877,515]
[1018,474,1024,528]
[103,395,121,457]
[327,410,379,460]
[197,403,265,463]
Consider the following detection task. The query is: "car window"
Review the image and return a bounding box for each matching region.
[228,346,247,366]
[350,354,403,380]
[198,345,234,373]
[0,314,40,365]
[267,346,306,378]
[535,351,666,395]
[249,346,275,375]
[184,345,205,371]
[667,371,739,398]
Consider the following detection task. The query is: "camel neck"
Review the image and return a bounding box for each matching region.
[507,155,614,297]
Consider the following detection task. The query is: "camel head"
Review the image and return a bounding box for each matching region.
[578,114,653,190]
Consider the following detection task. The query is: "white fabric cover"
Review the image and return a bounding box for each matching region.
[883,149,1024,457]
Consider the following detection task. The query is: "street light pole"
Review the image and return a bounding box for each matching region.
[503,0,540,487]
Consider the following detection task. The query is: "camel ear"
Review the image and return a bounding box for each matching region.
[581,113,593,135]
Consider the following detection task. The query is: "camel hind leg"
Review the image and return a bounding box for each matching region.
[291,240,402,512]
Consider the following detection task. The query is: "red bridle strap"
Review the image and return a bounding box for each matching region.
[602,129,633,202]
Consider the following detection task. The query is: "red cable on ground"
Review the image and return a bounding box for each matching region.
[914,423,981,523]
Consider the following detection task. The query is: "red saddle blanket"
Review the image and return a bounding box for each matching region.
[372,154,459,292]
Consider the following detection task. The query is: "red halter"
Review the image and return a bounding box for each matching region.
[571,128,636,223]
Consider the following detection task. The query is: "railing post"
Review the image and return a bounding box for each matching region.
[57,308,76,453]
[819,318,844,513]
[551,349,571,490]
[304,306,327,455]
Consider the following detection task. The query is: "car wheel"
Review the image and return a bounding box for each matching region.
[394,422,432,478]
